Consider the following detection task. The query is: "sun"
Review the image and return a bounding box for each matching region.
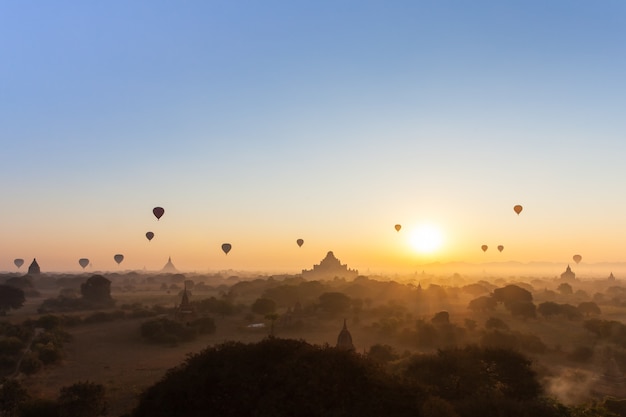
[409,223,444,254]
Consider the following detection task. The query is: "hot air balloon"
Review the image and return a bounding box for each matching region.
[221,243,232,255]
[481,245,488,252]
[14,259,24,269]
[296,239,304,247]
[394,224,401,232]
[513,205,523,215]
[573,254,582,264]
[114,254,124,264]
[146,232,155,241]
[153,207,165,220]
[79,258,90,269]
[497,245,504,252]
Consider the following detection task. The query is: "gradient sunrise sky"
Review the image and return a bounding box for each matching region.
[1,1,625,273]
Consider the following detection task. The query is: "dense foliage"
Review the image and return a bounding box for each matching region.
[132,338,580,417]
[133,338,421,417]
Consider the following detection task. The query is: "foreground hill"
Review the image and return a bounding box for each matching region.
[132,337,592,417]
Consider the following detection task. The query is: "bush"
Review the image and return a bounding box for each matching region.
[141,318,196,345]
[19,352,43,375]
[0,336,26,355]
[38,344,63,365]
[58,381,106,417]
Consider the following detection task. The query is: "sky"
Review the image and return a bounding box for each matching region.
[1,1,626,274]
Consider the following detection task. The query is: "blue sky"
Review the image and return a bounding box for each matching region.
[1,1,626,273]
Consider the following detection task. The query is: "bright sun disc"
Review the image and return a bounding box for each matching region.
[409,224,444,254]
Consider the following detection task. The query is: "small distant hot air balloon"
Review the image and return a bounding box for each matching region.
[481,245,488,252]
[296,239,304,247]
[513,205,523,215]
[394,224,401,232]
[114,254,124,264]
[221,243,232,255]
[497,245,504,252]
[573,254,582,264]
[153,207,165,220]
[79,258,90,269]
[14,259,24,269]
[146,232,155,241]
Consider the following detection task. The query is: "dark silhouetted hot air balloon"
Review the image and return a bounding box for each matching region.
[79,258,89,269]
[114,254,124,264]
[296,239,304,247]
[394,224,401,232]
[14,259,24,269]
[573,254,582,264]
[153,207,165,220]
[222,243,232,255]
[146,232,155,241]
[497,245,504,252]
[481,245,488,252]
[513,205,523,215]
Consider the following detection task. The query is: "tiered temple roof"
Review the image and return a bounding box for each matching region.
[302,251,358,280]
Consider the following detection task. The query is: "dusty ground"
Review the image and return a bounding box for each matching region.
[20,315,352,417]
[22,317,269,416]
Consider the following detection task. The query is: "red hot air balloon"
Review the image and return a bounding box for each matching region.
[394,224,401,232]
[573,254,582,264]
[481,245,488,252]
[146,232,155,241]
[79,258,89,269]
[14,259,24,269]
[296,239,304,247]
[513,205,523,215]
[221,243,232,254]
[114,254,124,264]
[153,207,165,220]
[497,245,504,252]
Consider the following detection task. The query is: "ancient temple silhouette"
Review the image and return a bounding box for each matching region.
[27,258,41,275]
[174,284,196,323]
[302,251,358,280]
[161,257,178,273]
[336,319,355,351]
[559,265,575,282]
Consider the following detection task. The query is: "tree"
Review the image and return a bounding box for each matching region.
[80,275,112,305]
[57,381,106,417]
[251,298,276,316]
[132,338,421,417]
[557,283,573,295]
[485,317,509,331]
[367,344,399,364]
[431,311,450,325]
[537,302,562,318]
[0,285,25,315]
[0,379,29,417]
[318,292,351,315]
[493,285,532,308]
[468,296,497,313]
[578,302,601,317]
[508,301,537,319]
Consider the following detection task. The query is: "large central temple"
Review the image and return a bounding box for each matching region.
[302,251,358,280]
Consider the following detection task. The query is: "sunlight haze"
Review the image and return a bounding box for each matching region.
[1,1,625,274]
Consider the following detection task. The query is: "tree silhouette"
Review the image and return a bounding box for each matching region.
[132,338,420,417]
[57,381,106,417]
[80,275,112,305]
[0,285,25,315]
